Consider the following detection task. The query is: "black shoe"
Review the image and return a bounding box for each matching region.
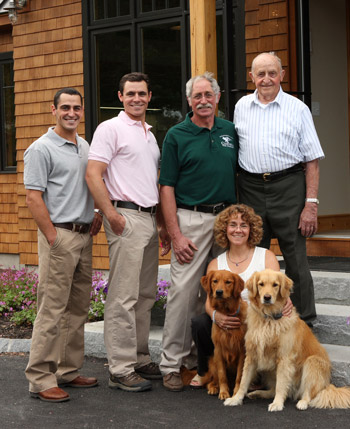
[306,321,313,328]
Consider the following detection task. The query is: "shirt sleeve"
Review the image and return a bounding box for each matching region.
[159,130,180,187]
[298,105,325,162]
[88,120,118,165]
[23,145,50,192]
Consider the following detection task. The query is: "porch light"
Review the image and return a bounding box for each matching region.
[4,0,27,25]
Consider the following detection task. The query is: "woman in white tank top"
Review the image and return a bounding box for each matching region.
[191,204,291,388]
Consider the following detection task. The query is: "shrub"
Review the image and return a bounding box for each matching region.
[0,267,38,326]
[0,267,170,326]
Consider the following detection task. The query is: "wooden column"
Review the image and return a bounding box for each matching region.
[189,0,217,78]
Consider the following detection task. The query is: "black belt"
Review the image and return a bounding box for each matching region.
[177,203,227,215]
[53,223,91,234]
[112,201,157,214]
[239,163,304,182]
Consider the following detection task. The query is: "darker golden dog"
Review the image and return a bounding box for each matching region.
[224,269,350,411]
[200,270,247,400]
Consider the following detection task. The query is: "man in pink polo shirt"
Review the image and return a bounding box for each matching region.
[86,72,169,392]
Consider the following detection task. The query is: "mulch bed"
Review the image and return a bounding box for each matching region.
[0,317,33,339]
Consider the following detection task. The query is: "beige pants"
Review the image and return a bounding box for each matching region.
[103,207,159,377]
[25,228,92,393]
[160,209,221,375]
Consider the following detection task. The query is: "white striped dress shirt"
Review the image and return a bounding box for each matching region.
[234,88,325,173]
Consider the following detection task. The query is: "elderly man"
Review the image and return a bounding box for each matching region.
[24,88,102,402]
[159,72,238,391]
[86,72,169,393]
[234,52,324,325]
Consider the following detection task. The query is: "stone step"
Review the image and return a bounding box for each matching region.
[313,303,350,346]
[159,266,350,306]
[83,322,350,387]
[312,272,350,306]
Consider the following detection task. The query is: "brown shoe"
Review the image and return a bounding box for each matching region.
[30,387,70,403]
[64,375,98,388]
[135,362,162,380]
[109,371,152,392]
[163,372,183,392]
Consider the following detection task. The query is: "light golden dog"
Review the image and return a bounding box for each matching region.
[200,270,247,400]
[224,269,350,411]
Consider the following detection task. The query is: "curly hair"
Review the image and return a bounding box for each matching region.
[214,204,263,249]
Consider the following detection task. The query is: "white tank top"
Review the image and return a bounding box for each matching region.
[217,247,266,301]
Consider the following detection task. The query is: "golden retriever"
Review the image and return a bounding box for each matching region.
[200,270,247,400]
[224,269,350,411]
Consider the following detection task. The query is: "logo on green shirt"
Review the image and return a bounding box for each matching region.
[220,135,235,148]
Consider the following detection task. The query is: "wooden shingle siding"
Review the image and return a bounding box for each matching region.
[12,0,93,267]
[245,0,292,92]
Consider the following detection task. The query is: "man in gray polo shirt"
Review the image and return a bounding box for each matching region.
[24,88,102,403]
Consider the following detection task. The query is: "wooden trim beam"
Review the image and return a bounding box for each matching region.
[189,0,217,78]
[347,0,350,164]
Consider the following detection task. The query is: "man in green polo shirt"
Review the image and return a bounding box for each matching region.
[159,72,238,391]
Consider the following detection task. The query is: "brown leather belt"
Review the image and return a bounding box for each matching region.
[177,202,228,215]
[112,200,157,214]
[239,163,304,182]
[53,223,91,234]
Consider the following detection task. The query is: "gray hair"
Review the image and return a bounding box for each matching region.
[251,51,283,74]
[185,71,220,98]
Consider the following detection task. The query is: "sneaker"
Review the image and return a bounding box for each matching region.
[135,362,162,380]
[109,372,152,392]
[163,372,183,392]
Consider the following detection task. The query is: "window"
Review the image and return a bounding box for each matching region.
[0,52,16,172]
[83,1,190,146]
[83,1,245,142]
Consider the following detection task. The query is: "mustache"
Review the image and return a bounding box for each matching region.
[197,103,213,109]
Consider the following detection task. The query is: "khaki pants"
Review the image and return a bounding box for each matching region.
[25,228,92,393]
[103,207,159,377]
[160,209,221,375]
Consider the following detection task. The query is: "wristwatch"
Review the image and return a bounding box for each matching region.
[94,208,103,216]
[305,198,319,204]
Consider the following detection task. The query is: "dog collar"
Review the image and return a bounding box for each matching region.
[232,304,240,317]
[264,312,283,320]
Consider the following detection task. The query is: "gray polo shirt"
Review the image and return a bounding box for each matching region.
[24,127,94,224]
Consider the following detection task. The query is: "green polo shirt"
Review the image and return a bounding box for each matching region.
[159,112,238,206]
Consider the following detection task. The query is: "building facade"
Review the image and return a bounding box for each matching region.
[0,0,349,270]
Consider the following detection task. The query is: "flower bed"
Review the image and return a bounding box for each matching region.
[0,267,170,327]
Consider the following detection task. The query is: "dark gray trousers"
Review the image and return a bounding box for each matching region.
[238,170,316,322]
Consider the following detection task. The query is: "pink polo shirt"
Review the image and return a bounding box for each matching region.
[89,111,160,206]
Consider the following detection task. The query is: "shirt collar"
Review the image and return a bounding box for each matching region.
[48,127,79,146]
[252,87,283,107]
[118,110,152,131]
[185,111,222,135]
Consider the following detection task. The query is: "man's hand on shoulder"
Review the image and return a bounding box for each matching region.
[298,203,318,237]
[171,232,198,265]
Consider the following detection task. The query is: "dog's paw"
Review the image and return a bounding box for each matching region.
[218,390,230,401]
[207,384,219,396]
[296,399,309,410]
[268,401,284,412]
[224,396,243,407]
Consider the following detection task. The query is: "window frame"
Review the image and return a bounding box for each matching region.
[0,51,16,173]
